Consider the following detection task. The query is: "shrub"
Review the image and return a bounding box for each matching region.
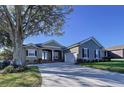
[26,60,29,63]
[38,58,42,63]
[34,60,38,63]
[15,66,28,72]
[0,49,12,60]
[0,65,29,74]
[0,63,3,69]
[75,59,83,64]
[1,65,15,74]
[76,59,90,64]
[102,57,111,62]
[0,60,11,70]
[2,60,10,67]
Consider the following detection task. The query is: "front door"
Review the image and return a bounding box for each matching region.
[54,50,62,61]
[42,50,52,61]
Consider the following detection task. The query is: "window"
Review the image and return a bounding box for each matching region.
[82,48,89,59]
[26,49,36,57]
[95,49,100,59]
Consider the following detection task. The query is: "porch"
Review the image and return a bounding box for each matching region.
[25,49,64,63]
[40,49,64,62]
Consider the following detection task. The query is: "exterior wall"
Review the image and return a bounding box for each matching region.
[79,40,104,60]
[23,46,38,63]
[69,46,79,53]
[23,46,65,63]
[69,46,80,58]
[109,49,124,58]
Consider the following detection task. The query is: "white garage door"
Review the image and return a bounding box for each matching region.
[65,53,77,64]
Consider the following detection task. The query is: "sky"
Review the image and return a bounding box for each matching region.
[24,5,124,48]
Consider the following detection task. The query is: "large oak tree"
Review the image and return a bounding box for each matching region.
[0,5,72,65]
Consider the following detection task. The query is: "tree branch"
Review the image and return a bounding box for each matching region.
[2,6,15,32]
[2,6,16,43]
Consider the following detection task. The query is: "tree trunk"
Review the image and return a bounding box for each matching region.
[12,6,24,65]
[13,37,23,65]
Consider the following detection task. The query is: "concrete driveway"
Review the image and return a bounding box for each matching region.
[34,63,124,87]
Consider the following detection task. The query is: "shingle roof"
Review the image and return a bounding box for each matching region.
[23,40,66,48]
[35,43,43,47]
[68,37,103,49]
[106,45,124,51]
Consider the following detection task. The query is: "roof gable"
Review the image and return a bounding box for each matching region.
[24,43,38,48]
[80,37,103,48]
[68,37,103,49]
[42,40,65,48]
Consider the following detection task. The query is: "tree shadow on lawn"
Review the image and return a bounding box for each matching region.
[40,66,124,86]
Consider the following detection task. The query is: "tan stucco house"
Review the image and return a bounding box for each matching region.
[23,37,106,64]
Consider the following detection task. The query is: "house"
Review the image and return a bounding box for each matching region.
[106,45,124,58]
[65,37,105,63]
[23,40,66,63]
[23,37,106,63]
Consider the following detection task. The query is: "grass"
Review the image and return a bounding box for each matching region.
[0,66,42,87]
[80,61,124,73]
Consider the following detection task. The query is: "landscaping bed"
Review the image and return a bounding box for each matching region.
[80,61,124,73]
[0,66,42,87]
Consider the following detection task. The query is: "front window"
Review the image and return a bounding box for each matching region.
[82,48,89,59]
[95,49,100,59]
[27,49,36,57]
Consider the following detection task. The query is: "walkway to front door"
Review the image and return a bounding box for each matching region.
[35,63,124,87]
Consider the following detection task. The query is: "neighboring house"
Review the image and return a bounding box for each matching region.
[23,37,106,63]
[65,37,105,63]
[106,45,124,58]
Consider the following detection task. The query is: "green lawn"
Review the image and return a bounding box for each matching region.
[80,61,124,73]
[0,66,42,87]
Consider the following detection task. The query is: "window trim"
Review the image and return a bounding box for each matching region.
[82,48,89,59]
[95,49,100,59]
[27,49,36,57]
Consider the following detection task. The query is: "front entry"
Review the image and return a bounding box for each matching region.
[41,49,63,62]
[42,50,52,61]
[54,50,62,61]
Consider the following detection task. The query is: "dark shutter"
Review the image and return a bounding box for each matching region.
[105,51,107,57]
[87,49,89,58]
[94,50,96,58]
[26,50,28,56]
[82,48,84,57]
[104,51,106,57]
[35,50,37,56]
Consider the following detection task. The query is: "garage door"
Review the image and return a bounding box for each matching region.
[65,53,77,64]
